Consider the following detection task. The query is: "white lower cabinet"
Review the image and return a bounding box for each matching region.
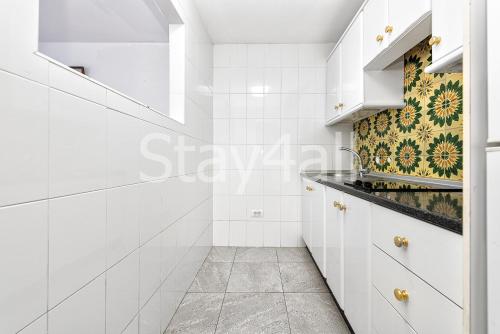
[343,194,372,334]
[372,287,416,334]
[372,246,463,334]
[301,178,326,276]
[325,188,344,309]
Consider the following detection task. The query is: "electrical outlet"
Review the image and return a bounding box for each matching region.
[251,209,263,218]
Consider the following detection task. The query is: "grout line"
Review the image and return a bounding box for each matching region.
[213,249,235,333]
[277,254,293,334]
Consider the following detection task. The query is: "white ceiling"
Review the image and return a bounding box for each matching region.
[39,0,171,43]
[193,0,364,44]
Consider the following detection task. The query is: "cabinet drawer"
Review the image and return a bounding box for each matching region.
[372,246,463,334]
[372,286,416,334]
[372,205,462,306]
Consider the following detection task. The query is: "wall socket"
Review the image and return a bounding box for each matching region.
[251,209,263,218]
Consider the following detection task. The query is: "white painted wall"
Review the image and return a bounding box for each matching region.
[212,43,352,247]
[0,0,213,333]
[39,42,170,116]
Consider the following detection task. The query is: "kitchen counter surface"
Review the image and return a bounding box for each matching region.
[302,172,463,235]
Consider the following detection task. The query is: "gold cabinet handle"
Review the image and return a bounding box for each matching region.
[394,288,409,302]
[385,25,393,33]
[376,34,384,42]
[334,201,346,212]
[306,186,313,192]
[393,236,409,248]
[429,36,442,46]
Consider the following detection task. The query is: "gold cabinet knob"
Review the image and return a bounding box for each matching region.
[429,36,442,46]
[376,34,384,42]
[334,201,346,211]
[338,102,344,108]
[393,236,409,248]
[394,288,409,302]
[306,186,313,191]
[385,25,393,33]
[334,104,339,110]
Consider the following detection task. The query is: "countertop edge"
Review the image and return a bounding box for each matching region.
[302,174,463,235]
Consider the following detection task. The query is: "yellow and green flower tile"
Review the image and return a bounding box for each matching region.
[353,35,463,181]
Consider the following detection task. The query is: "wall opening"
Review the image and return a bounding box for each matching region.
[38,0,185,123]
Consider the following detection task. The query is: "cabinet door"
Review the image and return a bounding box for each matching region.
[301,179,313,248]
[488,0,500,141]
[343,194,371,334]
[363,0,388,66]
[325,188,344,309]
[326,47,342,122]
[341,14,363,113]
[310,183,326,276]
[431,0,463,63]
[387,0,431,43]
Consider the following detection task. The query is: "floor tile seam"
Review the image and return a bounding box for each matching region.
[277,259,293,334]
[213,255,235,333]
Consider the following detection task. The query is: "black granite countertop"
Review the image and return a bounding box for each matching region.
[302,172,463,235]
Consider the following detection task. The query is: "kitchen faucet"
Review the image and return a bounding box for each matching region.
[339,147,371,178]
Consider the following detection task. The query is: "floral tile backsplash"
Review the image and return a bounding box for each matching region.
[354,37,463,181]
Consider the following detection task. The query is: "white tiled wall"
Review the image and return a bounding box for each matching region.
[0,0,213,333]
[212,44,352,247]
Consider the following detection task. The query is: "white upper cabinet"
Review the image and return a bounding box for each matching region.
[325,47,342,122]
[341,15,364,114]
[425,0,464,73]
[363,0,431,70]
[488,0,500,142]
[326,12,404,125]
[363,0,388,66]
[387,0,431,43]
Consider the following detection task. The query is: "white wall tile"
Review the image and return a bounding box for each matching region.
[230,195,246,220]
[298,44,329,67]
[264,68,282,93]
[230,119,247,144]
[246,221,264,247]
[160,280,184,332]
[161,224,179,280]
[246,195,263,220]
[263,170,281,195]
[246,119,263,145]
[107,109,141,187]
[264,45,281,67]
[247,68,264,94]
[106,185,140,268]
[107,91,141,118]
[213,68,230,93]
[49,89,106,197]
[281,45,299,67]
[213,119,230,144]
[122,316,139,334]
[139,235,161,307]
[139,291,161,334]
[230,94,246,118]
[48,275,106,334]
[281,94,299,118]
[213,221,230,246]
[230,145,247,170]
[263,221,281,247]
[213,94,230,118]
[0,201,48,334]
[263,196,281,221]
[230,45,247,67]
[214,195,230,220]
[213,45,231,67]
[247,94,264,119]
[0,71,49,207]
[229,68,246,93]
[281,68,299,93]
[247,45,265,67]
[48,191,106,308]
[263,119,281,144]
[17,315,47,334]
[229,221,246,246]
[106,251,139,334]
[281,119,298,144]
[280,221,299,247]
[263,94,281,119]
[280,196,300,221]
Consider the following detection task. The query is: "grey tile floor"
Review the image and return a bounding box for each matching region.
[165,247,351,334]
